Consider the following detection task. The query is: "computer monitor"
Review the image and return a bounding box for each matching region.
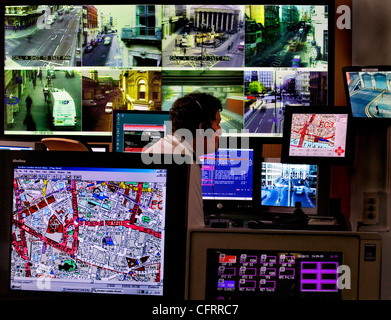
[0,150,189,299]
[200,148,254,214]
[112,110,170,153]
[343,66,391,119]
[281,106,354,165]
[261,158,318,215]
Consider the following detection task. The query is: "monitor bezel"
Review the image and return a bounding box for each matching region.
[0,150,190,300]
[281,106,355,165]
[202,137,259,216]
[260,157,319,216]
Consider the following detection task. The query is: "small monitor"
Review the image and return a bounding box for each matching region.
[282,106,354,165]
[200,148,254,213]
[0,151,189,299]
[343,66,391,119]
[261,159,318,214]
[112,110,170,153]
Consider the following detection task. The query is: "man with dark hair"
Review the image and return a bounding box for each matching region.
[169,92,222,135]
[143,92,223,228]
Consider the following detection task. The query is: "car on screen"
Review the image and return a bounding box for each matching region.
[84,45,93,53]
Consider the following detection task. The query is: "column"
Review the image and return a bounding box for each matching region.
[220,12,224,31]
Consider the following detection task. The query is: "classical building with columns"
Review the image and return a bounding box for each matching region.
[193,5,241,33]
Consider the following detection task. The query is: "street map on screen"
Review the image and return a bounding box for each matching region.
[288,113,348,158]
[10,165,167,296]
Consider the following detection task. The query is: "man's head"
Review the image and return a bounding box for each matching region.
[169,92,222,155]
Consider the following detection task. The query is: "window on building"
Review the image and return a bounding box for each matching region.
[138,79,146,100]
[152,82,160,100]
[323,30,328,59]
[136,5,156,37]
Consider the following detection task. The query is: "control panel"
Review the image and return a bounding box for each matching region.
[206,249,342,300]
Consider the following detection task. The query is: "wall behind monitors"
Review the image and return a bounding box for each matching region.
[2,1,334,141]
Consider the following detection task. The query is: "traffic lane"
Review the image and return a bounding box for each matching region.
[52,12,80,58]
[277,185,314,208]
[293,192,315,208]
[262,185,291,207]
[82,34,114,66]
[262,189,279,206]
[245,104,276,134]
[7,27,51,59]
[7,23,78,66]
[350,89,382,117]
[38,10,79,57]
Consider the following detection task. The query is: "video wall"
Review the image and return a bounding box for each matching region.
[3,3,331,140]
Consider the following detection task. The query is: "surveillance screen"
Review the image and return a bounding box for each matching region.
[4,4,330,139]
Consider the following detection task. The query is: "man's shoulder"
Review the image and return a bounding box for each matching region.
[143,135,190,155]
[143,136,175,154]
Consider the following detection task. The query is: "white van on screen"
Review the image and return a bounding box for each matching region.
[50,89,76,127]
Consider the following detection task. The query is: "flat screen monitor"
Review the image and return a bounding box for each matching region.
[261,159,318,214]
[112,110,170,153]
[2,2,334,141]
[281,106,354,165]
[206,248,342,300]
[343,66,391,119]
[200,148,254,201]
[0,150,189,299]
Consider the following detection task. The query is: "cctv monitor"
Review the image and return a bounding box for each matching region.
[0,150,189,300]
[281,106,354,165]
[2,2,334,142]
[261,159,318,215]
[343,66,391,119]
[112,110,170,153]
